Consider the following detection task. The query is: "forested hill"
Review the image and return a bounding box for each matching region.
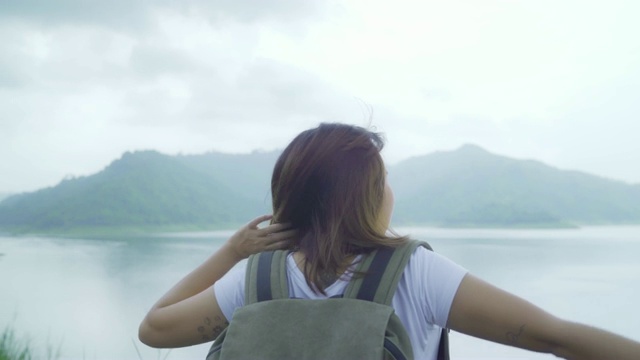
[388,144,640,227]
[1,145,639,233]
[0,150,278,232]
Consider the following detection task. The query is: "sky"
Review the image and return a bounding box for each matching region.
[1,0,639,193]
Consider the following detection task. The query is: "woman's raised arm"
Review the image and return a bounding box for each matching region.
[138,215,295,348]
[447,273,640,359]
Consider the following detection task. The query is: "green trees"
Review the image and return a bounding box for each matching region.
[0,151,275,233]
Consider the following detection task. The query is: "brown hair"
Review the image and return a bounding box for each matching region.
[271,123,407,293]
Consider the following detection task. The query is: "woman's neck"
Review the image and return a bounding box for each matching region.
[291,251,357,286]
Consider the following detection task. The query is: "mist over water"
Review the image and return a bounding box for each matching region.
[1,227,639,360]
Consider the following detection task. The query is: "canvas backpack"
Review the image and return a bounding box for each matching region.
[206,239,450,360]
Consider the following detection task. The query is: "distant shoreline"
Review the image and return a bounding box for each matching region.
[434,221,579,229]
[5,221,640,239]
[0,223,245,239]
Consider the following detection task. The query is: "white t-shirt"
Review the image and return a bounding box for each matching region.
[214,246,468,360]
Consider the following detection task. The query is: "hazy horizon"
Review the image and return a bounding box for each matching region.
[2,0,639,193]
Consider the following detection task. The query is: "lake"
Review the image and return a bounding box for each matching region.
[1,226,639,360]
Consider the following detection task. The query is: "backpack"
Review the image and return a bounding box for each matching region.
[206,239,450,360]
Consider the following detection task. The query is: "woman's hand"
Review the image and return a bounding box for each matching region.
[224,214,296,261]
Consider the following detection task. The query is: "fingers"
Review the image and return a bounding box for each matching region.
[247,214,273,229]
[263,229,298,244]
[257,222,292,235]
[262,230,297,250]
[243,215,298,251]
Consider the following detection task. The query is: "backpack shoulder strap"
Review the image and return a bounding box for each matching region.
[245,250,290,305]
[344,239,450,360]
[343,239,431,305]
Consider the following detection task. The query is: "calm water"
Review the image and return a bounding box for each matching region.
[1,226,639,360]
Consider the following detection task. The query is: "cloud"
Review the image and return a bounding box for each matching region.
[115,56,365,149]
[0,1,151,31]
[1,0,640,193]
[128,44,194,79]
[0,0,330,30]
[0,2,346,127]
[187,58,358,123]
[186,0,329,24]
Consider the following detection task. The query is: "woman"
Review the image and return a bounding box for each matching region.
[139,123,640,359]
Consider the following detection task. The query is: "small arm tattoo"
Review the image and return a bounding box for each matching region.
[506,324,526,344]
[197,316,230,342]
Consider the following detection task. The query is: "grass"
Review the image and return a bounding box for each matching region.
[0,326,172,360]
[0,327,32,360]
[132,339,172,360]
[0,326,61,360]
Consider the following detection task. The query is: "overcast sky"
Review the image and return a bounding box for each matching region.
[1,0,639,193]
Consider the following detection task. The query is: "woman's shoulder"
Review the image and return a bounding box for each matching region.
[401,242,468,295]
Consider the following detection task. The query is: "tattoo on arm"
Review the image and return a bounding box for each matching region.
[196,316,229,342]
[506,324,526,345]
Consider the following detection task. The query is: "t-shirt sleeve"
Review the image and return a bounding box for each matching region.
[213,262,246,322]
[411,246,468,328]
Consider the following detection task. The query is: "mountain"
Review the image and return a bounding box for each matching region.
[0,150,276,232]
[388,144,640,227]
[1,145,639,233]
[0,192,12,202]
[177,150,279,202]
